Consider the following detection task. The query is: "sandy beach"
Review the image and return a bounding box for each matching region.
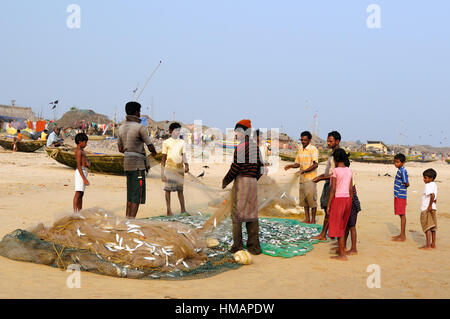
[0,148,449,299]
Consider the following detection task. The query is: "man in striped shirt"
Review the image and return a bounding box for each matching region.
[392,153,410,241]
[222,119,264,255]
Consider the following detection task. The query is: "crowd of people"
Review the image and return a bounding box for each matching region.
[70,101,440,261]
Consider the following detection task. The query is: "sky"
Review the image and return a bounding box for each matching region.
[0,0,449,146]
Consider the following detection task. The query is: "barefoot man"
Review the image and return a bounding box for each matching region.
[284,131,319,224]
[312,131,341,240]
[118,101,157,219]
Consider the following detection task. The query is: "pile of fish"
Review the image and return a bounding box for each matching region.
[151,213,323,258]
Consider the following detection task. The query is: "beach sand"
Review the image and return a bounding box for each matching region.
[0,148,449,299]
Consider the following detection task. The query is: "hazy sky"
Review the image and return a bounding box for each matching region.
[1,1,449,146]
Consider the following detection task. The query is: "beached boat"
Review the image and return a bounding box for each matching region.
[87,135,106,141]
[279,151,328,163]
[0,138,46,152]
[45,147,161,175]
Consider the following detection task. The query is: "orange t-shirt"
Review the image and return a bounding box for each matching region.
[17,133,22,141]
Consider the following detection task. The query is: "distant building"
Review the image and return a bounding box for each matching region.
[366,140,389,154]
[0,104,37,129]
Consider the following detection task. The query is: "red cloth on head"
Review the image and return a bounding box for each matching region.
[237,119,252,129]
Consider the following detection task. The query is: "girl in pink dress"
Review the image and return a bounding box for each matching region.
[327,148,353,260]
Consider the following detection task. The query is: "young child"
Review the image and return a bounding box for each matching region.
[419,169,438,250]
[73,133,90,213]
[161,122,189,216]
[13,130,22,152]
[344,157,361,255]
[327,148,353,261]
[392,153,409,241]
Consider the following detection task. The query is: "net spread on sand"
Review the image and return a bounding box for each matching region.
[152,215,324,259]
[0,171,325,279]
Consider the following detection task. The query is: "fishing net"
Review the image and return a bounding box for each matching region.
[0,208,241,280]
[0,164,325,279]
[150,214,324,258]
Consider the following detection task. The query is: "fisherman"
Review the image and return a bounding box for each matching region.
[118,101,157,219]
[284,131,319,224]
[161,122,190,216]
[222,119,264,255]
[312,131,341,240]
[46,127,64,147]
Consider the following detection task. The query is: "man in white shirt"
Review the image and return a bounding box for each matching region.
[46,127,64,147]
[161,122,189,216]
[420,168,438,250]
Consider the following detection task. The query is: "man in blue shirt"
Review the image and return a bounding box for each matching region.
[392,153,410,241]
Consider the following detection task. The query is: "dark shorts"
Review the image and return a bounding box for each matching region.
[347,194,361,228]
[320,181,331,211]
[126,170,146,204]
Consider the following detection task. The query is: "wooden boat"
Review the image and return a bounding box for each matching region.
[279,151,328,163]
[87,135,106,141]
[0,138,46,152]
[45,147,161,175]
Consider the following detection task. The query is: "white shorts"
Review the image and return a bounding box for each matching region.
[75,168,88,192]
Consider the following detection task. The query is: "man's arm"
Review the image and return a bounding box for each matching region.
[182,153,189,173]
[313,173,332,183]
[117,133,124,153]
[284,162,300,170]
[160,154,167,182]
[301,162,318,175]
[326,177,336,212]
[147,143,157,157]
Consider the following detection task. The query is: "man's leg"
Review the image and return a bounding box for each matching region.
[347,226,358,254]
[165,191,173,216]
[311,207,317,225]
[246,221,261,255]
[312,208,328,241]
[129,203,140,219]
[177,191,187,214]
[303,206,310,223]
[126,201,132,218]
[230,221,244,253]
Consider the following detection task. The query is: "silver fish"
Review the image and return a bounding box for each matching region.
[176,258,184,266]
[143,256,156,261]
[76,228,85,237]
[105,245,117,252]
[127,224,141,228]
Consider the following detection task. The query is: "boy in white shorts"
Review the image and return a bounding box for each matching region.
[73,133,90,212]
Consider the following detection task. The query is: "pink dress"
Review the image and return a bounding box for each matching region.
[328,167,353,237]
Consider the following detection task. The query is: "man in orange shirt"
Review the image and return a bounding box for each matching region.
[284,131,319,224]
